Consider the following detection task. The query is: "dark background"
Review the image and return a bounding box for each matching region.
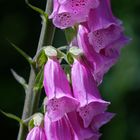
[0,0,140,139]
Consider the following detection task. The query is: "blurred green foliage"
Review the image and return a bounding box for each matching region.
[0,0,140,139]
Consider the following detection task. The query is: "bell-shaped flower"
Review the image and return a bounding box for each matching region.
[67,111,98,140]
[71,58,110,128]
[77,24,129,84]
[88,0,119,32]
[44,112,100,140]
[26,113,47,140]
[50,0,100,29]
[26,127,47,140]
[44,113,77,140]
[87,0,130,53]
[43,58,79,122]
[91,112,115,131]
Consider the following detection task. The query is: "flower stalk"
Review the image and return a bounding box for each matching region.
[17,0,55,140]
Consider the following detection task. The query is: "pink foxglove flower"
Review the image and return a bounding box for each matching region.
[26,127,47,140]
[45,112,100,140]
[71,58,110,128]
[67,111,98,139]
[50,0,100,29]
[26,113,47,140]
[43,58,79,122]
[77,24,129,84]
[91,112,115,131]
[44,113,77,140]
[87,0,129,53]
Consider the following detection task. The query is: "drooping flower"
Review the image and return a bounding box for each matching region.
[43,58,79,122]
[87,0,128,53]
[26,127,47,140]
[71,58,110,128]
[91,112,115,131]
[76,24,129,84]
[67,111,98,140]
[44,112,100,140]
[87,0,120,32]
[44,112,77,140]
[26,113,47,140]
[70,0,130,84]
[50,0,100,29]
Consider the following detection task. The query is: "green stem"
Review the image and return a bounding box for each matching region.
[17,0,55,140]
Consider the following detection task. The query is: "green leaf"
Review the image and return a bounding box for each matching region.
[8,41,33,65]
[0,110,24,125]
[34,67,44,92]
[11,69,28,92]
[25,0,48,20]
[65,27,77,44]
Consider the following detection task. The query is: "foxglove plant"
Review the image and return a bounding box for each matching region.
[71,58,110,127]
[50,0,100,29]
[43,57,79,121]
[3,0,130,140]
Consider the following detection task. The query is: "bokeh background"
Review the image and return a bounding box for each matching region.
[0,0,140,139]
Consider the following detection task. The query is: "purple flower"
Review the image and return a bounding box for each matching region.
[91,112,115,131]
[26,127,47,140]
[87,0,129,53]
[44,112,101,140]
[70,0,130,84]
[44,113,77,140]
[76,24,129,84]
[26,113,47,140]
[71,58,110,128]
[67,111,98,139]
[87,0,120,32]
[43,58,79,122]
[50,0,100,29]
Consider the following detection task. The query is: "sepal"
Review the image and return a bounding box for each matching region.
[28,113,44,130]
[66,46,83,64]
[33,66,44,92]
[35,48,48,69]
